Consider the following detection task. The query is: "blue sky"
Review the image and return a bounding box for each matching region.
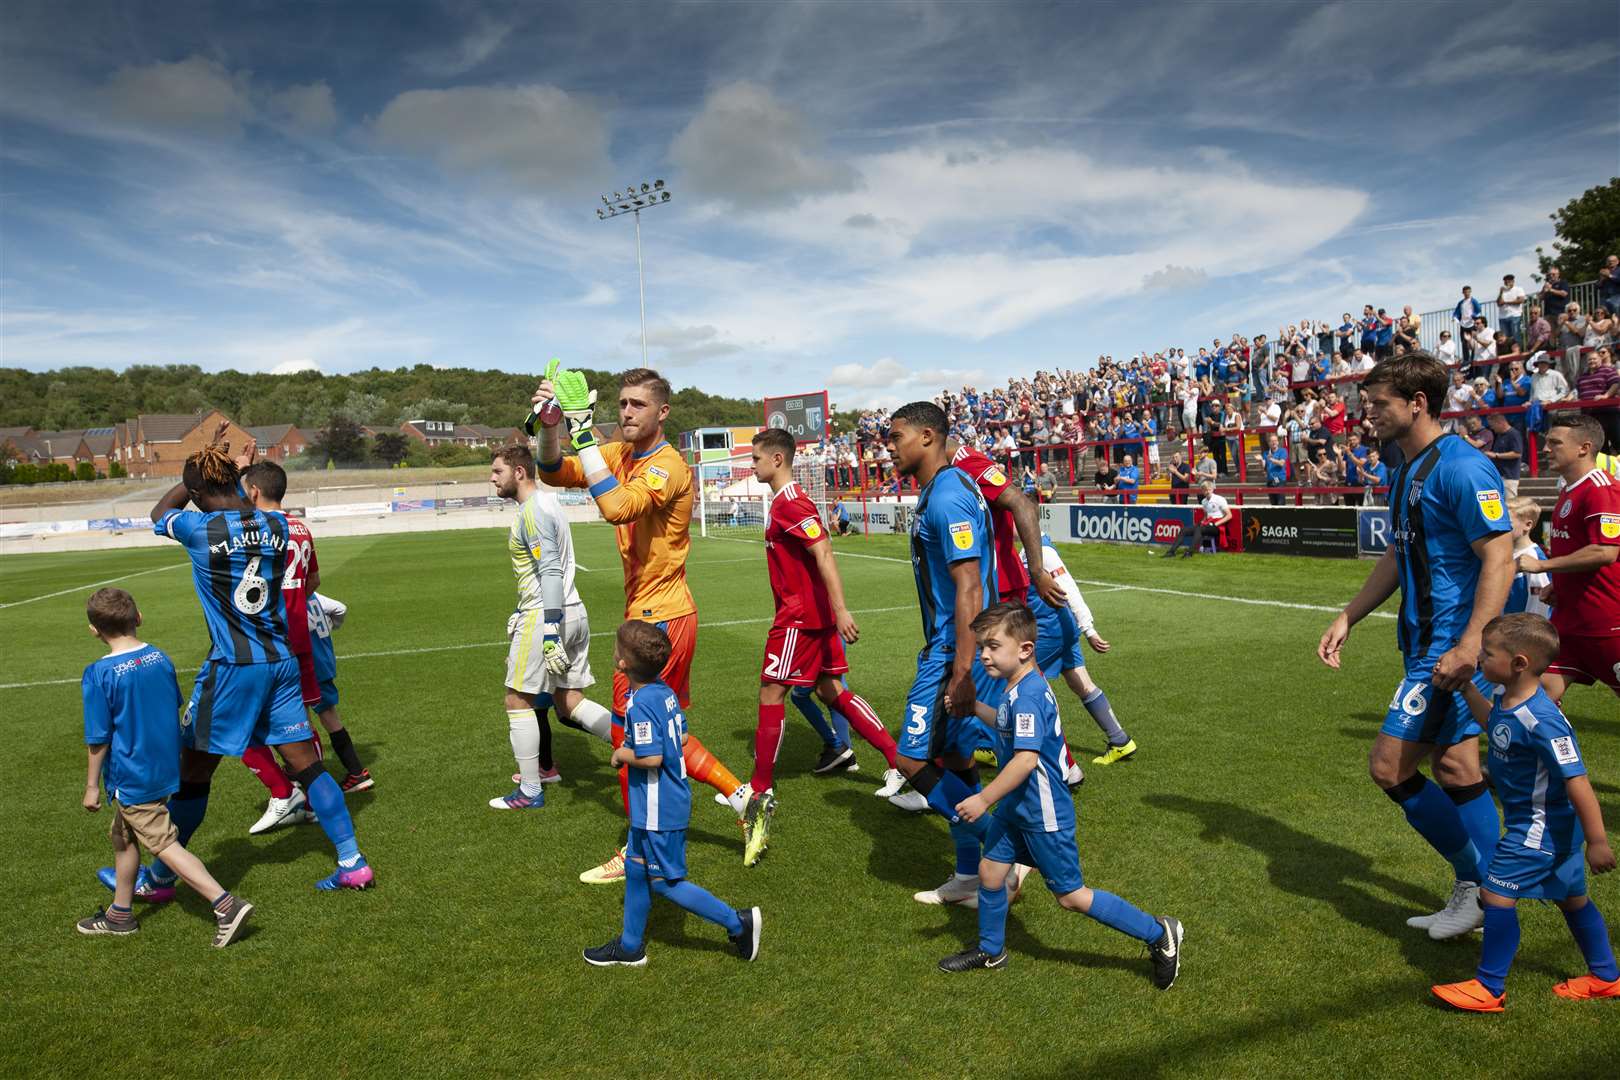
[1,1,1615,408]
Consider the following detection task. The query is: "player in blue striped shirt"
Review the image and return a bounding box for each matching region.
[584,621,760,966]
[111,437,373,894]
[1319,354,1513,940]
[938,604,1182,988]
[1432,614,1617,1010]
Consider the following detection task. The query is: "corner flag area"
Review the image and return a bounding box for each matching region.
[2,527,1614,1076]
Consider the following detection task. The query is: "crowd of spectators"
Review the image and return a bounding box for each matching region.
[836,260,1620,502]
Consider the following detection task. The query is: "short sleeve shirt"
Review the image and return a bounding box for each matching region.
[82,645,182,805]
[622,681,691,832]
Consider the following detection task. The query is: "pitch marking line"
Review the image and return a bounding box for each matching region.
[0,605,918,691]
[0,562,187,610]
[703,535,1395,620]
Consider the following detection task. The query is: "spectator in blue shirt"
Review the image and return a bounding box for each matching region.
[1115,455,1140,503]
[1264,433,1290,505]
[1375,308,1396,359]
[1360,447,1389,504]
[1454,286,1483,365]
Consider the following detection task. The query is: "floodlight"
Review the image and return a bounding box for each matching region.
[654,179,664,189]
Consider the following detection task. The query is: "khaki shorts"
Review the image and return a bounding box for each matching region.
[110,799,178,856]
[505,607,594,694]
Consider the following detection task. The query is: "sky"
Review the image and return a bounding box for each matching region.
[1,1,1616,409]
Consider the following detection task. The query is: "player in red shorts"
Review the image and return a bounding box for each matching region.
[949,441,1066,608]
[237,460,374,836]
[1517,414,1620,701]
[741,429,901,866]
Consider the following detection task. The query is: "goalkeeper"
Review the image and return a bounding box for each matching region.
[530,363,747,881]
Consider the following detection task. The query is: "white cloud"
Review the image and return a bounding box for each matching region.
[574,283,618,306]
[1141,265,1209,291]
[411,15,515,77]
[269,357,323,375]
[99,56,254,137]
[635,323,746,366]
[270,82,338,135]
[371,85,610,192]
[825,357,989,408]
[671,81,858,210]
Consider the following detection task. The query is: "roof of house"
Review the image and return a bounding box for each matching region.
[0,426,34,439]
[83,431,116,455]
[246,423,301,444]
[136,413,208,442]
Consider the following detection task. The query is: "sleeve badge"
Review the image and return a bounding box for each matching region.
[633,721,653,745]
[644,465,669,491]
[1476,489,1503,521]
[1599,513,1619,540]
[1550,735,1580,766]
[949,521,975,550]
[800,517,823,539]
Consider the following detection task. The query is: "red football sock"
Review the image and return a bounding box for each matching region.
[242,745,293,799]
[837,691,898,768]
[307,727,324,761]
[751,703,786,792]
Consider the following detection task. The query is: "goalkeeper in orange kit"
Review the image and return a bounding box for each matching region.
[530,361,747,881]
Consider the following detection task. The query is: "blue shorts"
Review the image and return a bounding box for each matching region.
[1036,629,1084,678]
[315,678,339,713]
[184,658,311,756]
[1485,841,1586,901]
[626,826,687,881]
[898,651,1004,761]
[1378,671,1489,745]
[983,815,1083,895]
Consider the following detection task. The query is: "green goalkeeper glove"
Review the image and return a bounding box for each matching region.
[544,359,598,451]
[541,630,569,677]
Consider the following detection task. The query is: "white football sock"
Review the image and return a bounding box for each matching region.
[507,709,542,794]
[568,699,615,744]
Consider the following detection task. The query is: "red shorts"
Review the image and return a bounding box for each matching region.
[1546,634,1620,695]
[612,612,697,715]
[760,625,850,687]
[296,651,320,707]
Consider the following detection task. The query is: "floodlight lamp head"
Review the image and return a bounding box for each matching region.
[654,179,664,189]
[640,183,650,193]
[597,209,605,218]
[619,203,630,210]
[661,191,671,202]
[601,195,611,205]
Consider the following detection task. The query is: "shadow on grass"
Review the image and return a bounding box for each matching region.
[823,787,954,890]
[1143,794,1466,979]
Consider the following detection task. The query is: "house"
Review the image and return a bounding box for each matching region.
[400,420,519,448]
[80,427,117,473]
[2,429,89,467]
[246,423,310,463]
[112,410,254,478]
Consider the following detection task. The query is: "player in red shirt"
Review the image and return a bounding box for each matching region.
[741,428,900,867]
[949,441,1066,608]
[1517,414,1620,699]
[237,460,374,835]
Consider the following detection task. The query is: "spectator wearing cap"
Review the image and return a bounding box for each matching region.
[1539,267,1571,323]
[1529,352,1570,404]
[1454,286,1482,365]
[1484,412,1524,497]
[1497,274,1527,345]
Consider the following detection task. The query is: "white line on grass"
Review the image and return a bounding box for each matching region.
[0,562,187,610]
[0,604,918,691]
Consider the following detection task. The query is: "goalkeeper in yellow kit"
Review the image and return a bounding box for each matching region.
[530,362,748,881]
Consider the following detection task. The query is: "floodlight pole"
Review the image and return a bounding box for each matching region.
[597,180,672,368]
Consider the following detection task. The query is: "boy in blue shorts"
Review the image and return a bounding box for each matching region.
[78,588,254,946]
[583,621,761,966]
[938,603,1183,988]
[1432,613,1618,1011]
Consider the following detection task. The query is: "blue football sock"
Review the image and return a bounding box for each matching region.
[951,821,986,876]
[1450,788,1501,881]
[831,706,850,748]
[790,687,841,748]
[653,879,744,937]
[304,773,361,863]
[1563,902,1619,981]
[1476,905,1520,995]
[1087,890,1163,943]
[978,882,1009,955]
[1395,777,1481,882]
[151,787,210,882]
[620,856,652,953]
[1081,687,1129,746]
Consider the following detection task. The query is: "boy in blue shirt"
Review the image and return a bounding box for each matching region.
[584,621,761,966]
[1432,613,1617,1010]
[78,588,254,947]
[938,603,1183,988]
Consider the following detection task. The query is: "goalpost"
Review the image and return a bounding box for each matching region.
[693,390,831,540]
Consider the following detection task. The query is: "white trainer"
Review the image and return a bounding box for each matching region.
[1405,908,1442,930]
[888,790,929,813]
[914,874,980,908]
[249,787,308,835]
[1427,880,1484,939]
[874,768,907,798]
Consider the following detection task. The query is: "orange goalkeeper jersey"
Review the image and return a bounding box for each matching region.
[541,439,695,622]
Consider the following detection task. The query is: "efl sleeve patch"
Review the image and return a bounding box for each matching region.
[983,466,1007,488]
[1015,712,1037,738]
[1550,735,1581,766]
[643,466,669,491]
[949,521,975,551]
[1598,513,1620,541]
[632,721,653,746]
[1475,489,1504,522]
[798,516,823,540]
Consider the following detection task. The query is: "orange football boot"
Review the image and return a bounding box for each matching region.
[1431,979,1506,1012]
[1552,974,1620,1001]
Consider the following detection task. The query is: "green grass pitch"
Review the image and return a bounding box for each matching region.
[1,526,1615,1078]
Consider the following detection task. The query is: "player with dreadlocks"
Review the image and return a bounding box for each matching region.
[96,427,373,900]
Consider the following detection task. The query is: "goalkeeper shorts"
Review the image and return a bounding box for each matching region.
[506,605,595,695]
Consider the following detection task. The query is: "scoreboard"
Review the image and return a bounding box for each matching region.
[763,390,829,444]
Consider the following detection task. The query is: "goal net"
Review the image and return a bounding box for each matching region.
[695,447,828,540]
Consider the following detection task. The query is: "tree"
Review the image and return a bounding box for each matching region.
[373,432,410,466]
[74,461,95,481]
[313,414,367,465]
[1536,177,1620,283]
